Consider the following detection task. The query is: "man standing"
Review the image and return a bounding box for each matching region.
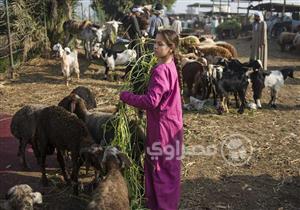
[171,16,182,35]
[149,4,164,38]
[250,12,268,70]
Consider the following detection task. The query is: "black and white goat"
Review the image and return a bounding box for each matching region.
[250,68,294,108]
[92,43,137,79]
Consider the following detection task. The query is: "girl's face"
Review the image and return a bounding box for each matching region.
[154,34,173,59]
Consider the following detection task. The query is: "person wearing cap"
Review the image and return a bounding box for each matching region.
[250,12,268,70]
[171,16,182,35]
[148,4,165,38]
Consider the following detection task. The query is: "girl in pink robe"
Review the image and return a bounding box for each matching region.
[120,29,183,210]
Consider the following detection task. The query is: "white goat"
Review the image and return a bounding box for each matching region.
[1,184,42,210]
[52,43,80,86]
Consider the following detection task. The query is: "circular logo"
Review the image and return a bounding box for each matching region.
[221,134,253,166]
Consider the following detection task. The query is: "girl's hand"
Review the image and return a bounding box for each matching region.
[120,91,130,102]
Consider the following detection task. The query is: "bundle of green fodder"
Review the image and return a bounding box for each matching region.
[107,41,157,209]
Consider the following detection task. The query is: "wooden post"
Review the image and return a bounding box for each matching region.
[283,0,286,16]
[5,0,14,78]
[81,3,84,20]
[237,0,240,14]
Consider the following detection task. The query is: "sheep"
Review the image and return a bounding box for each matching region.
[33,105,103,195]
[182,61,207,97]
[215,41,238,58]
[293,32,300,49]
[278,32,296,51]
[59,94,145,168]
[58,93,115,146]
[195,45,233,64]
[87,146,131,210]
[52,43,80,86]
[57,86,97,110]
[1,184,42,210]
[10,104,47,169]
[92,45,137,79]
[179,35,201,51]
[250,68,294,108]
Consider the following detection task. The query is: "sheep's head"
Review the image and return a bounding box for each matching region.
[80,144,104,170]
[64,47,71,55]
[5,184,42,210]
[58,93,87,115]
[101,146,131,173]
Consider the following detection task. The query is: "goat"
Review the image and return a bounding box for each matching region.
[52,43,80,86]
[87,147,131,210]
[250,68,294,108]
[63,20,103,59]
[92,45,137,79]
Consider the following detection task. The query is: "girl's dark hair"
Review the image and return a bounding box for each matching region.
[156,29,184,102]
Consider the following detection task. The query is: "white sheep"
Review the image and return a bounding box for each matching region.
[87,146,131,210]
[52,43,80,86]
[1,184,42,210]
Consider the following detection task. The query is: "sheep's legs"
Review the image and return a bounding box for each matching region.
[234,92,240,108]
[19,141,30,170]
[40,155,49,186]
[237,90,246,114]
[70,152,82,195]
[270,89,278,108]
[56,150,70,184]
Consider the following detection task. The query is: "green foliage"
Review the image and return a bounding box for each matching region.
[216,19,242,34]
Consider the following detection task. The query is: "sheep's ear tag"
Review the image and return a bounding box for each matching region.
[70,100,76,113]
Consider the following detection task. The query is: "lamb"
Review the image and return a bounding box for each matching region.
[250,68,294,108]
[10,104,47,169]
[92,45,137,79]
[33,105,103,195]
[278,32,296,51]
[87,146,131,210]
[1,184,42,210]
[52,43,80,86]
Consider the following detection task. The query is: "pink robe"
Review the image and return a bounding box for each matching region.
[120,61,183,210]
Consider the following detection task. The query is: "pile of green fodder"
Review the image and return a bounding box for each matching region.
[107,39,157,209]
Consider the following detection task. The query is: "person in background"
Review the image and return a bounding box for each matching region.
[149,3,165,38]
[211,16,219,35]
[120,29,183,210]
[172,16,182,35]
[250,12,268,70]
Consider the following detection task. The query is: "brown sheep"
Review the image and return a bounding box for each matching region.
[216,41,238,58]
[87,147,131,210]
[182,61,206,97]
[33,105,103,195]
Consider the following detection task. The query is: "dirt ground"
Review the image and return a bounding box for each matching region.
[0,38,300,210]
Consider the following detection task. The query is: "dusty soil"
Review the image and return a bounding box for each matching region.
[0,38,300,210]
